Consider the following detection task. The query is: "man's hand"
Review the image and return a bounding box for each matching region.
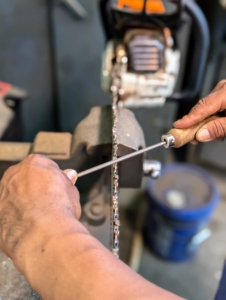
[0,154,81,267]
[0,155,183,300]
[174,80,226,142]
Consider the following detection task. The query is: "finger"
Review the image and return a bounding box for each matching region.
[64,169,78,184]
[211,80,226,93]
[190,140,199,145]
[1,164,19,184]
[174,81,226,129]
[196,117,226,142]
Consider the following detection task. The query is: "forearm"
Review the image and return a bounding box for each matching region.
[16,218,184,300]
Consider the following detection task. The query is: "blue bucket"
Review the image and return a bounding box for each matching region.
[145,163,220,262]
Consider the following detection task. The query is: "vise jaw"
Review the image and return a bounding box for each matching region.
[0,106,146,188]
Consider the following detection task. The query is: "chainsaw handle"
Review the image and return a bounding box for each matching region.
[167,0,210,102]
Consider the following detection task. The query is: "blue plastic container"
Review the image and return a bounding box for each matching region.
[145,163,220,262]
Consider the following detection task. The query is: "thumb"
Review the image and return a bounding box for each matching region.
[196,117,226,142]
[64,169,78,184]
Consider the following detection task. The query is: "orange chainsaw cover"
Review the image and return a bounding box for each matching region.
[117,0,165,14]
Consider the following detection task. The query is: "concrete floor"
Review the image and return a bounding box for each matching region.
[0,167,225,299]
[138,169,226,300]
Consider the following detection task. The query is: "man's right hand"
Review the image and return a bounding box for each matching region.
[174,80,226,142]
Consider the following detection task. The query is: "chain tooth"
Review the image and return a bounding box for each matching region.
[115,220,120,226]
[114,231,119,238]
[113,242,119,249]
[112,248,119,258]
[114,211,119,216]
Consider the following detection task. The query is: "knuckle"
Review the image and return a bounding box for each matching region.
[26,153,43,162]
[218,79,226,88]
[25,154,58,168]
[211,120,226,139]
[198,97,208,107]
[2,165,16,180]
[190,98,207,113]
[25,154,50,165]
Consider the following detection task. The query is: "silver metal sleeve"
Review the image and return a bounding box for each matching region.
[161,133,175,148]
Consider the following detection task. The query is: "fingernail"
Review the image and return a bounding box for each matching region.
[191,140,199,145]
[64,169,78,184]
[197,128,211,141]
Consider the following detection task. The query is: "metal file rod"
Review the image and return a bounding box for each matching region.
[77,115,223,179]
[77,141,166,178]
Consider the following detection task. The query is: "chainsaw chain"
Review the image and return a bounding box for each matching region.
[111,80,120,259]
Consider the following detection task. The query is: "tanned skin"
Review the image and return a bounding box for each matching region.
[0,154,183,300]
[174,80,226,142]
[2,80,224,299]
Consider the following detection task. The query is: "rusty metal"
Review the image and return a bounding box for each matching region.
[111,81,120,258]
[0,105,146,186]
[0,104,146,298]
